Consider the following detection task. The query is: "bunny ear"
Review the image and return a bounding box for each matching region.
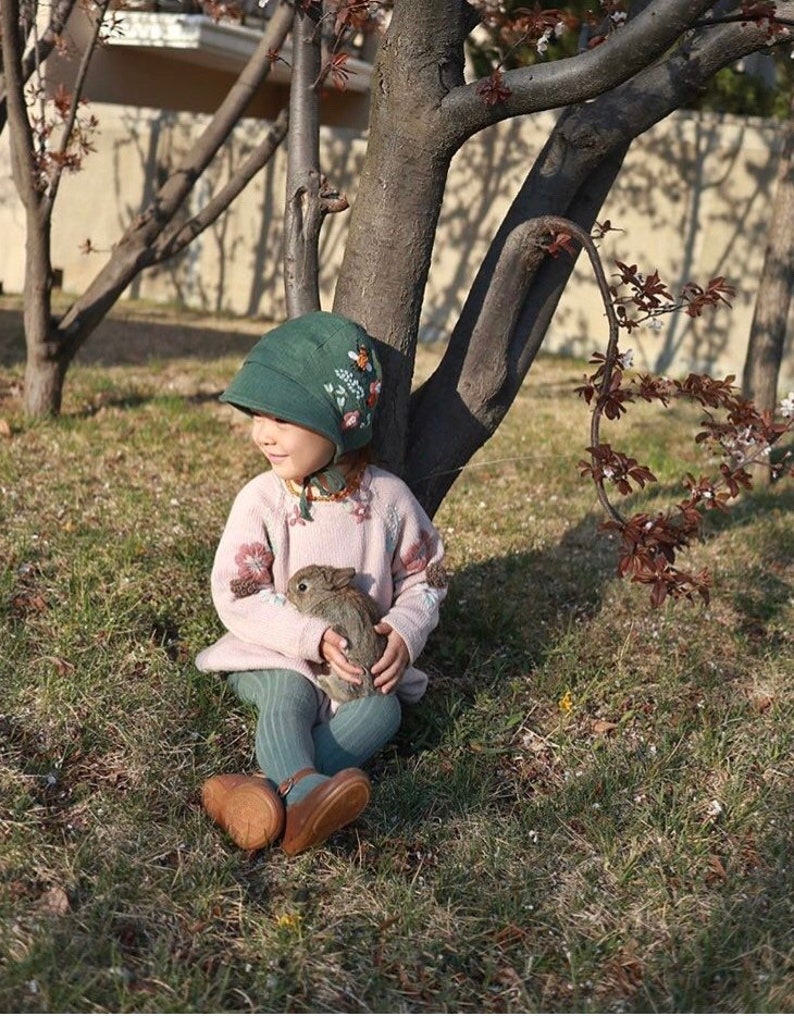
[329,566,356,589]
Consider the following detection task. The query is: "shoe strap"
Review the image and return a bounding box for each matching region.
[278,766,317,798]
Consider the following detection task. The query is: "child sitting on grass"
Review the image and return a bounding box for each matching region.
[196,311,447,856]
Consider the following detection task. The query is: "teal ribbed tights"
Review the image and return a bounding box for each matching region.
[227,669,401,804]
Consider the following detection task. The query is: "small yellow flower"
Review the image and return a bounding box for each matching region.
[559,690,573,713]
[275,913,302,930]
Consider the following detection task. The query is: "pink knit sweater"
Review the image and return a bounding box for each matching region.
[195,465,447,706]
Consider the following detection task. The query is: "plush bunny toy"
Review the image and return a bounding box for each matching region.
[286,565,387,702]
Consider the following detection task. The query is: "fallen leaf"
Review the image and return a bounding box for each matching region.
[37,886,70,916]
[53,657,75,676]
[751,693,774,713]
[706,854,727,885]
[494,922,529,946]
[495,964,524,989]
[0,418,11,438]
[592,718,618,735]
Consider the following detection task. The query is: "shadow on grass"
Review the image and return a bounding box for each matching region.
[392,481,793,762]
[0,305,265,369]
[389,508,616,762]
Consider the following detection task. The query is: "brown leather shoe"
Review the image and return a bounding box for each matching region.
[201,773,285,851]
[280,768,371,857]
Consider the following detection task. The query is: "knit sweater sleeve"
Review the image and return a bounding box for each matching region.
[209,477,328,662]
[378,483,447,664]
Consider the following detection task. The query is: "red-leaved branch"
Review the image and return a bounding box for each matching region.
[539,218,793,608]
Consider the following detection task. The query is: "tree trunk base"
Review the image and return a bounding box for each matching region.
[23,354,67,417]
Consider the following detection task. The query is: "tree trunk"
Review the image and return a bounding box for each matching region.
[22,205,66,416]
[742,112,794,412]
[284,1,322,317]
[406,140,630,513]
[333,1,471,474]
[23,343,69,417]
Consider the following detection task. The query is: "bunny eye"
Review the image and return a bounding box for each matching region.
[298,581,308,592]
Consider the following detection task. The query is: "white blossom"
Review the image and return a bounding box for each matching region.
[780,391,794,418]
[617,348,634,369]
[536,27,553,55]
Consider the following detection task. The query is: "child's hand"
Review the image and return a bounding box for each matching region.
[320,627,364,687]
[371,623,410,694]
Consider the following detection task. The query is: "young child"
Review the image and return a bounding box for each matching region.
[196,311,447,856]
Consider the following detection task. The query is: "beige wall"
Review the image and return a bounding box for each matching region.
[0,104,790,391]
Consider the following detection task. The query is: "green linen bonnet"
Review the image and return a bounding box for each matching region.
[220,311,382,459]
[220,312,382,518]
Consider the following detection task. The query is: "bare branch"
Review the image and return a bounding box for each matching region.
[284,0,323,316]
[0,0,42,209]
[0,0,78,134]
[55,0,296,347]
[44,0,111,214]
[441,1,722,145]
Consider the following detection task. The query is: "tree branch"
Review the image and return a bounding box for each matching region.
[44,0,111,215]
[441,0,722,146]
[0,0,42,210]
[284,0,323,316]
[0,0,77,135]
[55,0,296,347]
[406,2,794,513]
[154,107,290,261]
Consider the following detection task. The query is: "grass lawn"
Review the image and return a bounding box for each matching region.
[1,299,792,1013]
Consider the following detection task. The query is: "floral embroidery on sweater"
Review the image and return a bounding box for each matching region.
[288,505,307,527]
[345,470,374,523]
[401,530,437,576]
[230,542,274,598]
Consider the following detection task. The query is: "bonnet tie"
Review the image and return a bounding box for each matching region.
[297,466,348,520]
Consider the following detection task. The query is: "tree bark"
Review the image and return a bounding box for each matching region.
[333,1,473,473]
[284,1,323,316]
[742,110,794,412]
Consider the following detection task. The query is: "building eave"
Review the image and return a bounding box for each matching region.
[106,12,373,92]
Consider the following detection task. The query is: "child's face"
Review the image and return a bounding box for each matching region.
[251,413,336,481]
